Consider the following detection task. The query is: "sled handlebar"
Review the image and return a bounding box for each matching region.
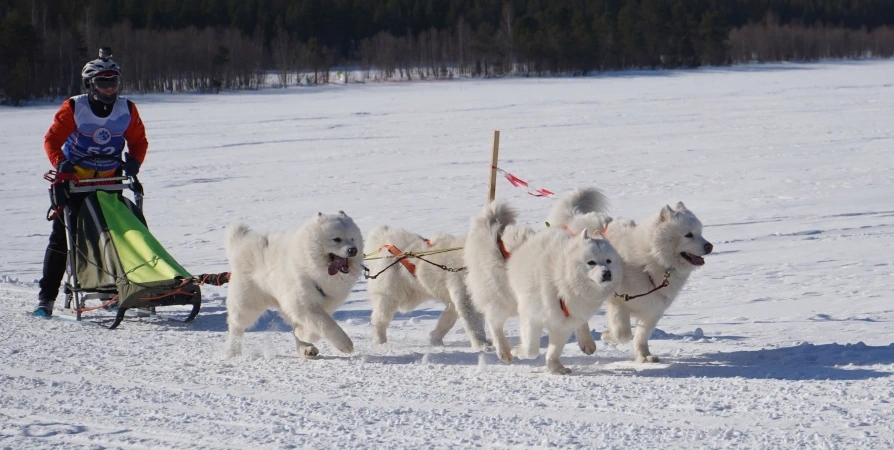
[45,154,144,210]
[68,178,133,193]
[44,172,140,193]
[48,154,142,189]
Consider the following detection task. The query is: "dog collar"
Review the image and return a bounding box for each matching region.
[313,281,327,298]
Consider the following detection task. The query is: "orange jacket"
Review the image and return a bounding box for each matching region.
[44,97,148,179]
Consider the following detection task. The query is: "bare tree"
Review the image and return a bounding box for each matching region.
[729,17,894,63]
[272,22,296,87]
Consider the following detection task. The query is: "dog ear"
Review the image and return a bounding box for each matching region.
[338,210,347,216]
[659,205,674,222]
[674,201,688,212]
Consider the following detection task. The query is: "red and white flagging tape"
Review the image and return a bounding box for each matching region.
[491,165,555,198]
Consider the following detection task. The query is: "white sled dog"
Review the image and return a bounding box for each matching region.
[543,187,617,356]
[224,211,364,359]
[508,228,622,374]
[364,226,490,350]
[464,187,610,365]
[553,201,713,363]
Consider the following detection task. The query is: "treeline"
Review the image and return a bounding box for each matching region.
[2,0,894,105]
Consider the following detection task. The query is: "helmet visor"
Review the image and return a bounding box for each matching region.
[93,75,120,91]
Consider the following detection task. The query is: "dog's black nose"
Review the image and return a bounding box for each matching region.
[601,270,612,282]
[347,247,358,257]
[704,242,713,254]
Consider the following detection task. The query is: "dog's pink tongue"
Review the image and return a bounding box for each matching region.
[328,257,347,276]
[691,254,705,265]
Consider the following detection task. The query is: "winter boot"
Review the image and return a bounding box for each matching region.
[33,297,55,317]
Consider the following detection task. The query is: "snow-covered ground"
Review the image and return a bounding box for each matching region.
[2,61,893,449]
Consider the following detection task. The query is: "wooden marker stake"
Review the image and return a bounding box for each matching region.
[488,130,500,203]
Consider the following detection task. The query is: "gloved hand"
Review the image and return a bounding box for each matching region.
[56,160,75,174]
[123,153,141,177]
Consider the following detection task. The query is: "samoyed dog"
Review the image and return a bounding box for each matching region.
[224,211,364,359]
[464,202,534,362]
[364,226,490,350]
[543,187,617,355]
[464,187,609,364]
[551,201,713,363]
[508,228,622,374]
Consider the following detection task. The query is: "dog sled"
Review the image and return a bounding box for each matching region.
[44,155,227,329]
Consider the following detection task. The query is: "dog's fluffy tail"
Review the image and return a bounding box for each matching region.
[474,201,518,234]
[226,222,251,248]
[546,187,609,227]
[224,222,270,276]
[224,222,254,261]
[468,201,527,260]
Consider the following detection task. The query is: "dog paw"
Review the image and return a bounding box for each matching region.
[372,329,388,345]
[548,363,572,375]
[636,354,660,363]
[477,341,495,352]
[429,338,445,347]
[301,345,320,359]
[224,338,242,358]
[497,348,513,364]
[578,340,597,355]
[334,339,354,354]
[514,346,539,360]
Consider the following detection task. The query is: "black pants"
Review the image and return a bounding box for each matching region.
[38,194,87,301]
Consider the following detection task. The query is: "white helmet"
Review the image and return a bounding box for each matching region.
[81,59,120,88]
[82,48,122,104]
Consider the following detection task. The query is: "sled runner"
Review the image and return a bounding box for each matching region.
[45,155,202,329]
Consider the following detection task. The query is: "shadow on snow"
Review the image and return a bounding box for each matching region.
[636,342,894,381]
[152,304,894,381]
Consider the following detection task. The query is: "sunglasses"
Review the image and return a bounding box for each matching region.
[93,76,120,89]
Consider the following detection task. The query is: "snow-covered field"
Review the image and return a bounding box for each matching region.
[2,61,893,449]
